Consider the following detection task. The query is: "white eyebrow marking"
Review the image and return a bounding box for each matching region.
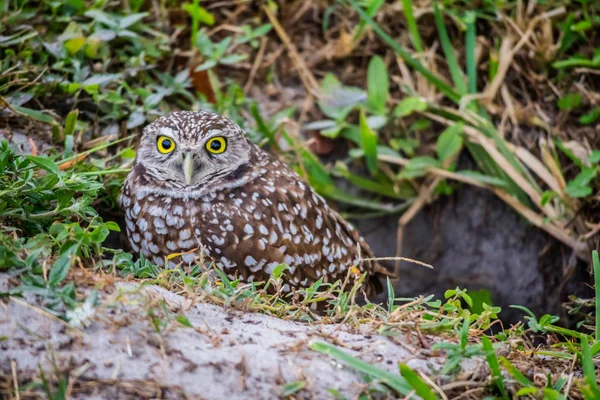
[205,129,223,137]
[158,127,176,137]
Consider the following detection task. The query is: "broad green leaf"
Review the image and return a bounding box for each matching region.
[557,93,581,111]
[366,56,389,114]
[393,97,427,118]
[271,264,290,280]
[359,111,378,175]
[64,37,86,55]
[49,245,78,287]
[103,221,121,232]
[588,150,600,164]
[26,156,60,174]
[436,122,464,162]
[318,73,366,120]
[119,12,148,29]
[63,110,78,138]
[565,167,597,198]
[579,107,600,125]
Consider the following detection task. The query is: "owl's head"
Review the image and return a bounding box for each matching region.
[133,111,257,194]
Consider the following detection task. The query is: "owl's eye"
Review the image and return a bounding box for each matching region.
[205,136,227,154]
[157,136,175,154]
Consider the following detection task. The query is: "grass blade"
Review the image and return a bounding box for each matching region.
[482,336,508,399]
[359,110,378,175]
[401,0,423,52]
[347,0,460,103]
[310,341,412,395]
[387,277,394,314]
[399,364,438,400]
[501,357,534,388]
[593,250,600,342]
[465,11,477,94]
[432,4,467,95]
[580,336,600,398]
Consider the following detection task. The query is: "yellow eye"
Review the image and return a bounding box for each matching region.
[206,137,227,154]
[157,136,175,154]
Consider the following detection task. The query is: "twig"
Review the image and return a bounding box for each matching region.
[263,5,320,97]
[11,360,20,400]
[244,36,267,94]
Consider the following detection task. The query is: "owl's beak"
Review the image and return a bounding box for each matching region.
[183,152,194,185]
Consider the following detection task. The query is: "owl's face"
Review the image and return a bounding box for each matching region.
[134,111,255,193]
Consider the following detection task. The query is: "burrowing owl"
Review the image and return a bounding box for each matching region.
[120,111,392,294]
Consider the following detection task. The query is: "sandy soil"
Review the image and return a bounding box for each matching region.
[0,274,484,399]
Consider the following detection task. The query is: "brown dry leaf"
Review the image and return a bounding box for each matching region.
[307,135,334,155]
[335,28,355,58]
[58,153,88,170]
[562,140,591,166]
[190,64,217,104]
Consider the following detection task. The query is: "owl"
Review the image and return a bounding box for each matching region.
[120,111,393,295]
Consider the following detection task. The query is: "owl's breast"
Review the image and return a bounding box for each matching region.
[122,185,204,267]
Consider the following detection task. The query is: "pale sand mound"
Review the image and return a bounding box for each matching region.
[0,276,484,399]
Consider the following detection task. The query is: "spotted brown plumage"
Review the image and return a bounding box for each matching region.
[120,111,393,295]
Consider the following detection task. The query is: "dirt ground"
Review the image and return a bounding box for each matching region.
[0,273,486,399]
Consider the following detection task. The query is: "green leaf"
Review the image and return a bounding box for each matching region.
[579,107,600,125]
[588,150,600,164]
[280,381,306,397]
[393,97,427,118]
[63,110,78,138]
[516,387,538,396]
[399,364,438,400]
[398,157,440,179]
[359,111,378,175]
[318,74,366,120]
[271,263,290,280]
[541,388,567,400]
[26,156,60,174]
[557,93,581,111]
[119,12,149,29]
[64,37,86,55]
[103,221,121,232]
[366,56,389,114]
[175,315,194,328]
[436,122,464,162]
[565,167,597,198]
[49,245,78,287]
[565,185,592,198]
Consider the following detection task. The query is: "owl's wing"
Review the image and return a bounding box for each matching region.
[209,161,392,295]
